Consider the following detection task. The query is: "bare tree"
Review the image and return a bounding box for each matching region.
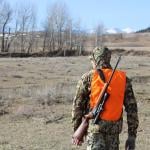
[95,23,105,47]
[0,1,12,52]
[27,7,36,54]
[54,2,69,51]
[45,2,70,55]
[16,4,37,53]
[64,18,73,51]
[8,9,21,53]
[5,7,21,53]
[43,13,56,53]
[73,19,86,55]
[48,15,55,52]
[42,24,48,53]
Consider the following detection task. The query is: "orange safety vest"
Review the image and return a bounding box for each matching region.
[90,69,126,121]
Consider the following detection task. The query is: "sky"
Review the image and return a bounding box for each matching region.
[6,0,150,31]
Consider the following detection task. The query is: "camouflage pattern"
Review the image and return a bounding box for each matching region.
[89,47,112,69]
[87,132,119,150]
[72,47,139,149]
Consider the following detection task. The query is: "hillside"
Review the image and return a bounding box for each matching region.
[84,32,150,54]
[136,27,150,33]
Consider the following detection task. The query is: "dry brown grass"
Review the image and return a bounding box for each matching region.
[0,53,149,149]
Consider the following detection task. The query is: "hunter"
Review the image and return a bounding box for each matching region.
[72,47,139,150]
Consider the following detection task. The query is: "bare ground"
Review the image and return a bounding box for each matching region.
[0,54,149,150]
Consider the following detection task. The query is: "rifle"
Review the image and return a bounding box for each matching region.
[72,56,121,145]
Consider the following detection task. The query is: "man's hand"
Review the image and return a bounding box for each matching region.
[72,137,84,146]
[125,136,136,150]
[72,115,89,146]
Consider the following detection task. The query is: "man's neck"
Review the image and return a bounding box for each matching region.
[98,63,112,69]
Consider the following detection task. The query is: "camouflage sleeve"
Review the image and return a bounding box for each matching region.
[124,77,139,138]
[72,71,92,132]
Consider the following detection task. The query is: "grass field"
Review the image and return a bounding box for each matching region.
[0,52,149,149]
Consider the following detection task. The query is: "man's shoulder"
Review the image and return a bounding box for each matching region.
[125,76,134,90]
[81,70,93,82]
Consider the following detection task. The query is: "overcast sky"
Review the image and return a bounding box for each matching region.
[7,0,150,31]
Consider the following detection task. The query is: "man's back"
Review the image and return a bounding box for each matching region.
[72,47,139,150]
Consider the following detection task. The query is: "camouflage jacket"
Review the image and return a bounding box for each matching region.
[72,69,139,137]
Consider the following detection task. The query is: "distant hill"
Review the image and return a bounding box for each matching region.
[136,27,150,33]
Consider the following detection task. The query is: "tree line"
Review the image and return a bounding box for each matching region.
[0,0,105,56]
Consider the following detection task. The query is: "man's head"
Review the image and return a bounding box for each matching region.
[89,47,111,69]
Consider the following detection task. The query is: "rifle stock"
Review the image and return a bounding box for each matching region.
[72,117,89,141]
[72,83,108,143]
